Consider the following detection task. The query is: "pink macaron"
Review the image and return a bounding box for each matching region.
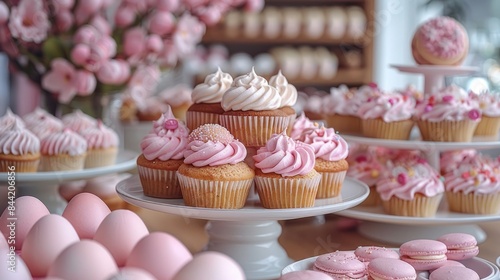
[367,258,417,280]
[399,239,448,271]
[279,270,333,280]
[437,233,479,261]
[313,252,366,279]
[354,246,400,263]
[429,265,480,280]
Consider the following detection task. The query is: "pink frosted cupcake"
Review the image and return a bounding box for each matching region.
[159,84,193,122]
[0,120,40,172]
[186,67,233,131]
[290,112,316,140]
[439,149,477,175]
[62,109,97,134]
[39,128,88,171]
[253,132,321,208]
[347,151,387,206]
[137,107,190,198]
[220,68,289,148]
[25,111,63,140]
[470,91,500,138]
[443,155,500,214]
[298,125,349,198]
[0,109,25,132]
[415,85,481,142]
[80,121,119,168]
[269,70,298,135]
[177,124,255,209]
[376,157,444,217]
[358,92,416,140]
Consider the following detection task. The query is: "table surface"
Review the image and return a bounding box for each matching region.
[133,207,500,266]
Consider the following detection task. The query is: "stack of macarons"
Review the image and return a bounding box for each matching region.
[280,233,482,280]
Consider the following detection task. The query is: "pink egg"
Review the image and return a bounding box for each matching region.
[47,240,118,280]
[93,209,149,267]
[109,267,157,280]
[0,196,50,251]
[21,214,80,278]
[0,231,8,251]
[62,192,111,239]
[126,232,193,280]
[0,248,32,279]
[172,251,245,280]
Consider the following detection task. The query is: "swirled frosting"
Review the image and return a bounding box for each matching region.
[416,16,468,59]
[253,131,316,177]
[221,68,282,111]
[80,121,119,149]
[290,113,316,140]
[357,92,416,122]
[444,157,500,195]
[415,85,481,122]
[376,159,444,201]
[140,107,189,161]
[347,152,387,187]
[440,149,477,175]
[22,107,48,127]
[326,84,381,116]
[40,128,87,156]
[191,67,233,104]
[0,109,25,131]
[62,109,97,133]
[183,124,247,167]
[269,70,298,108]
[0,120,40,155]
[470,91,500,117]
[298,125,349,161]
[26,113,63,140]
[323,84,351,114]
[159,83,193,107]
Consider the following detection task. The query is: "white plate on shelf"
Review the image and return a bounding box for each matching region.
[116,175,369,221]
[282,254,499,280]
[391,64,479,75]
[0,150,138,184]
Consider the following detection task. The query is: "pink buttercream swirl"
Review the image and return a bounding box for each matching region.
[326,84,382,116]
[357,92,416,122]
[40,128,87,156]
[376,160,444,201]
[290,113,316,140]
[141,108,189,161]
[62,109,97,133]
[26,113,63,140]
[418,16,467,59]
[0,120,40,155]
[298,125,349,161]
[444,157,500,195]
[470,91,500,117]
[81,121,119,149]
[347,152,387,187]
[0,109,25,131]
[183,139,247,167]
[253,132,316,177]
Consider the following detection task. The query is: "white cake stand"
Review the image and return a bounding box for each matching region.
[391,64,479,93]
[0,150,138,214]
[341,134,500,244]
[117,175,369,280]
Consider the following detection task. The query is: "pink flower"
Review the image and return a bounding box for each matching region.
[123,27,146,58]
[42,58,96,104]
[183,0,209,10]
[74,25,100,45]
[96,59,130,85]
[244,0,264,12]
[146,34,163,54]
[8,0,50,43]
[147,11,175,36]
[0,2,9,25]
[173,13,205,57]
[196,5,223,26]
[114,6,136,28]
[158,39,178,66]
[70,44,91,66]
[55,10,74,32]
[156,0,179,11]
[74,0,103,24]
[52,0,75,11]
[90,15,111,36]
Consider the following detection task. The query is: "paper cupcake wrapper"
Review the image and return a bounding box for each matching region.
[39,154,86,172]
[446,191,500,215]
[359,185,381,207]
[286,114,297,136]
[137,165,182,198]
[417,120,478,142]
[186,111,221,131]
[0,158,40,173]
[177,173,253,209]
[362,118,414,140]
[316,170,346,198]
[219,114,289,147]
[474,116,500,137]
[254,174,321,208]
[324,114,361,135]
[84,148,118,169]
[382,194,443,217]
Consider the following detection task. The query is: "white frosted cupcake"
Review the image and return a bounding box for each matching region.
[269,70,298,135]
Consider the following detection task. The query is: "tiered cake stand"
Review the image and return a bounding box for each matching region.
[336,64,500,244]
[117,175,369,280]
[0,150,138,214]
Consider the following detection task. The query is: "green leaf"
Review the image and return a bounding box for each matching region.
[42,37,67,66]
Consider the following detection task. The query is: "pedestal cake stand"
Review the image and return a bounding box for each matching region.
[0,150,138,214]
[117,175,369,280]
[340,134,500,244]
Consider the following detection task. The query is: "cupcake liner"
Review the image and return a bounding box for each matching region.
[362,118,414,140]
[84,147,118,169]
[417,120,478,142]
[219,114,289,147]
[39,154,86,171]
[382,194,443,217]
[286,114,297,136]
[359,185,381,207]
[186,111,221,131]
[0,157,40,173]
[446,191,500,215]
[324,114,361,135]
[137,165,182,198]
[474,115,500,137]
[316,170,346,198]
[177,173,253,209]
[254,174,321,208]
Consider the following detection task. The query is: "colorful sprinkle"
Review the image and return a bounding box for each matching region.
[164,119,178,130]
[468,109,481,121]
[397,173,408,185]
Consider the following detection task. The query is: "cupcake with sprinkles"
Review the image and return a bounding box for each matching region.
[177,124,255,209]
[347,150,387,206]
[470,90,500,138]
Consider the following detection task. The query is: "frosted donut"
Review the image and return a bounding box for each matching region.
[412,16,469,66]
